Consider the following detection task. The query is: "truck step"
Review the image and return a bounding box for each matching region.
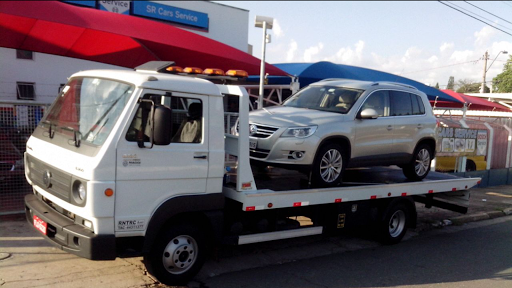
[238,226,323,245]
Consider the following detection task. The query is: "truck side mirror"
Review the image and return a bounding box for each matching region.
[358,108,379,119]
[153,106,172,145]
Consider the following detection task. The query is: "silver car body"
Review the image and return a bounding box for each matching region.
[248,79,437,169]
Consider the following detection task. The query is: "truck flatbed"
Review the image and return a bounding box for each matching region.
[223,166,480,212]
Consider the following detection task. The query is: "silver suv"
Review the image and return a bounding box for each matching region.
[247,79,437,187]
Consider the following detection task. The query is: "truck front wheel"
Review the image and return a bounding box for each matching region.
[144,223,206,285]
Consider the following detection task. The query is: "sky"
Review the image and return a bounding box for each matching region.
[215,1,512,89]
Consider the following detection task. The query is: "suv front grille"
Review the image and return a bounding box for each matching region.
[250,148,270,159]
[237,123,279,139]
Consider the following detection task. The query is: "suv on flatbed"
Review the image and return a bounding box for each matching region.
[247,79,437,187]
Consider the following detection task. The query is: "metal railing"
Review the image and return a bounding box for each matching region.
[0,101,50,215]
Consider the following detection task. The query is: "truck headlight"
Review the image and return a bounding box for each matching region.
[72,181,86,204]
[281,126,317,138]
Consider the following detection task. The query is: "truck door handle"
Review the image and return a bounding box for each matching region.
[194,155,207,159]
[417,124,423,129]
[387,125,393,131]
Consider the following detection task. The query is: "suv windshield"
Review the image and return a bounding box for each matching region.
[284,85,364,114]
[42,77,134,146]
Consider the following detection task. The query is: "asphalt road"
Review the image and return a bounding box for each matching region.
[199,216,512,288]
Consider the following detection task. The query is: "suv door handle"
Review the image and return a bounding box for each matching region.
[417,124,423,129]
[387,125,393,131]
[194,155,207,159]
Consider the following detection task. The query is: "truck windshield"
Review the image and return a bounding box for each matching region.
[42,77,134,146]
[283,86,364,114]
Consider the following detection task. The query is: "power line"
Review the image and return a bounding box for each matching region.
[401,59,481,75]
[438,1,512,37]
[464,1,512,25]
[446,1,512,33]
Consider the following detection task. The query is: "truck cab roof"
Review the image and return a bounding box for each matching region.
[71,69,223,97]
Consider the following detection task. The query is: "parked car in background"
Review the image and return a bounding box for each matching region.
[0,138,24,186]
[246,79,438,187]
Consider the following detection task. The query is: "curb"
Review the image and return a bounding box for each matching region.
[449,209,510,225]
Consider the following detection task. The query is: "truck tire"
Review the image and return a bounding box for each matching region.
[144,222,206,286]
[402,144,432,181]
[378,202,410,245]
[311,143,345,188]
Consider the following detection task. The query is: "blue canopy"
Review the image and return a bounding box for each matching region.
[248,61,461,103]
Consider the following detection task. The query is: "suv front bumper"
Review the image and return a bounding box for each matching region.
[25,194,116,260]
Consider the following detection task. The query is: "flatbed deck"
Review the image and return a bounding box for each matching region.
[223,166,480,212]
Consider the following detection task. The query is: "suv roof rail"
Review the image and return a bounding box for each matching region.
[375,81,418,90]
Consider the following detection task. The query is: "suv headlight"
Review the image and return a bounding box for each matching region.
[281,126,317,138]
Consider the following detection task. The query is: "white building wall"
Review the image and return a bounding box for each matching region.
[153,1,249,53]
[0,47,127,103]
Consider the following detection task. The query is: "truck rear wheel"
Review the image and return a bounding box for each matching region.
[144,222,206,286]
[378,203,410,245]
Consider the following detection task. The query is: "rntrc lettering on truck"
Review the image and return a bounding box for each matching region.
[24,61,480,286]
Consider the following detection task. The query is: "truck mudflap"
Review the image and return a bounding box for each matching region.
[24,194,116,260]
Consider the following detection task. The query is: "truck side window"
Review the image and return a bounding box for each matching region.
[125,94,203,144]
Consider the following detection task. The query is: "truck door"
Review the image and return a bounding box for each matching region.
[114,90,209,232]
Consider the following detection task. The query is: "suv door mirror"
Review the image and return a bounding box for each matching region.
[359,108,379,119]
[153,106,172,145]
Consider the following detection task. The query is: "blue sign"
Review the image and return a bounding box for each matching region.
[132,2,209,30]
[99,1,130,15]
[62,1,96,8]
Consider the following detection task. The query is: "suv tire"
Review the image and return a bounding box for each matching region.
[403,144,432,181]
[311,143,345,187]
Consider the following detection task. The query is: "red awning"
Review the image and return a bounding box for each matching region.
[436,90,510,112]
[0,1,288,76]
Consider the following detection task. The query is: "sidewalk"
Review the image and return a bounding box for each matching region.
[1,184,512,288]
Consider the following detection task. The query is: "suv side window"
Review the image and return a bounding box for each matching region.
[360,90,389,117]
[390,91,413,116]
[411,94,425,115]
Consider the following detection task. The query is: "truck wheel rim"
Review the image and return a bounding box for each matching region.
[320,149,343,183]
[389,210,406,238]
[162,235,198,274]
[414,148,430,177]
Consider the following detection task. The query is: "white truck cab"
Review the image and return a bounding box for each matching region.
[25,62,480,285]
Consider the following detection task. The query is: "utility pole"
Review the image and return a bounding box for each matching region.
[481,51,488,93]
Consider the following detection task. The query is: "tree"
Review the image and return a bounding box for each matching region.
[446,76,455,90]
[455,79,488,93]
[493,55,512,92]
[435,83,440,89]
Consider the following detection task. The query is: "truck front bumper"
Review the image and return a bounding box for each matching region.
[25,194,116,260]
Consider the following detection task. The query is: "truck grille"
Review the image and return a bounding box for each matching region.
[26,154,72,202]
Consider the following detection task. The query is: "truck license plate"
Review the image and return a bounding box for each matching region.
[33,215,47,235]
[249,140,257,149]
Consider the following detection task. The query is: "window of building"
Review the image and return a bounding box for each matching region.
[16,82,36,100]
[16,50,33,60]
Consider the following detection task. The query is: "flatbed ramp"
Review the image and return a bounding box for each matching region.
[223,167,480,212]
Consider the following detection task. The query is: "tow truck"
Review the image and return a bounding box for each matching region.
[24,62,480,285]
